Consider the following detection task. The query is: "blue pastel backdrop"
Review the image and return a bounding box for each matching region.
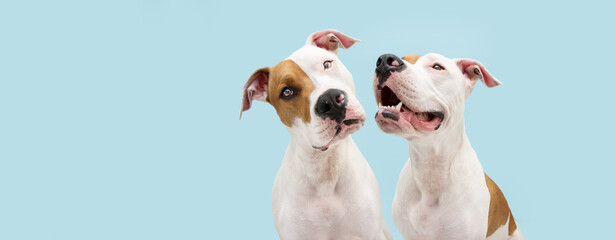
[1,0,613,239]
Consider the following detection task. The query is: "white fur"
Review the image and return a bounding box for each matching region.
[375,53,522,239]
[267,32,391,239]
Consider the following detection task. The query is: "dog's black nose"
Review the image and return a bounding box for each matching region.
[376,54,404,73]
[315,89,347,123]
[375,54,406,88]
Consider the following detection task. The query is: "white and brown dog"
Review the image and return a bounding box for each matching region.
[240,30,392,240]
[373,53,523,239]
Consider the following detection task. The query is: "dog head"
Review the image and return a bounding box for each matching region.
[241,30,365,151]
[373,53,501,139]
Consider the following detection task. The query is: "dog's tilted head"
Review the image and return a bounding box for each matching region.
[241,30,366,151]
[373,53,502,139]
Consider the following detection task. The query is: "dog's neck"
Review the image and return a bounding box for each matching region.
[287,133,352,196]
[406,115,479,203]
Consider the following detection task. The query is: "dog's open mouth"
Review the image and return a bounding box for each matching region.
[377,86,444,131]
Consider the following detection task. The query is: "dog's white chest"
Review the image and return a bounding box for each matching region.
[394,196,489,239]
[392,157,491,239]
[301,195,347,227]
[274,188,385,239]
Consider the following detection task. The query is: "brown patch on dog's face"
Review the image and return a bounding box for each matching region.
[485,173,518,237]
[402,54,422,64]
[267,59,315,127]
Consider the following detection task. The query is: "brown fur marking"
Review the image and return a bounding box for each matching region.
[508,211,517,235]
[402,54,422,64]
[267,60,315,127]
[485,173,517,237]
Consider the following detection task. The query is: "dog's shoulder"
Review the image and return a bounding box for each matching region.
[484,173,517,238]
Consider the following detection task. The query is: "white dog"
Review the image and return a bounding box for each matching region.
[241,30,392,240]
[373,53,523,239]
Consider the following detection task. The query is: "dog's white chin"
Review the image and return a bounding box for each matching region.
[309,120,363,151]
[376,119,403,134]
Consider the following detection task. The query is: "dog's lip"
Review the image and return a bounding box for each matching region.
[311,129,339,151]
[312,118,364,151]
[343,119,360,126]
[342,116,366,126]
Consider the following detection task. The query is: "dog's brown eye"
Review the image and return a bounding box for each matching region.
[323,60,333,69]
[280,87,296,99]
[432,64,445,71]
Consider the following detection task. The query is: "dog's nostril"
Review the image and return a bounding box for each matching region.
[336,94,345,104]
[376,58,382,67]
[318,101,332,113]
[386,57,395,66]
[390,59,399,67]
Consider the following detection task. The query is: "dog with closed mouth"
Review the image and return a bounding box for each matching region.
[373,53,523,239]
[241,30,392,240]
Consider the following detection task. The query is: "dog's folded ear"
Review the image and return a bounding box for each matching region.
[455,59,502,88]
[306,29,360,54]
[240,67,270,119]
[402,54,422,64]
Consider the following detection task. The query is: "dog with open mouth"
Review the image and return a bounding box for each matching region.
[373,53,523,240]
[240,30,392,240]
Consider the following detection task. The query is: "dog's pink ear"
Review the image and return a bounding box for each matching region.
[456,59,502,88]
[240,67,270,119]
[306,29,360,54]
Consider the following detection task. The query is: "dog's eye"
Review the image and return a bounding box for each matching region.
[280,87,296,99]
[432,64,445,71]
[323,60,333,69]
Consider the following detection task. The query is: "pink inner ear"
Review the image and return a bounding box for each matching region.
[240,70,268,117]
[457,59,502,88]
[307,30,359,52]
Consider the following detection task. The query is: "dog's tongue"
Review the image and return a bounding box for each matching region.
[400,111,441,131]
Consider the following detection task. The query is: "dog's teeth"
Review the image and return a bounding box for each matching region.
[378,102,382,108]
[395,102,403,111]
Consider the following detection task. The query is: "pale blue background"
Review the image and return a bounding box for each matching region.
[1,0,613,239]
